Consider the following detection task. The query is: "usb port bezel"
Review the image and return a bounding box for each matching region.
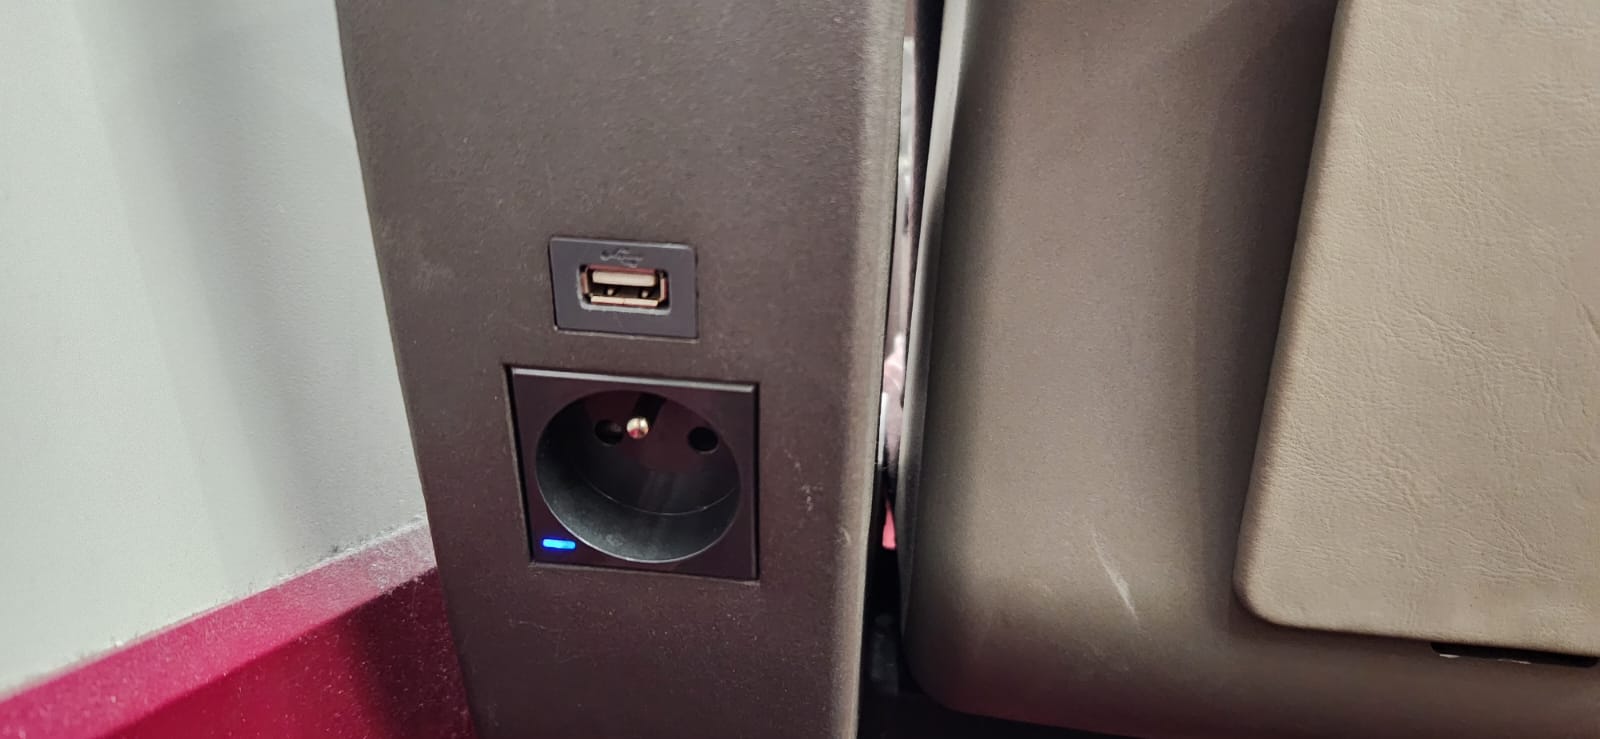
[550,237,696,338]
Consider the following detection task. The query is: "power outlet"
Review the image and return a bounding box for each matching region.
[509,367,757,579]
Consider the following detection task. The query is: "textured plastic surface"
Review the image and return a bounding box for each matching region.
[335,1,901,737]
[900,2,1600,738]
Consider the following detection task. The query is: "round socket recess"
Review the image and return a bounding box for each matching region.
[536,391,738,562]
[510,368,758,580]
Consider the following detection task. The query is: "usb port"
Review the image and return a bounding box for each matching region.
[581,265,668,309]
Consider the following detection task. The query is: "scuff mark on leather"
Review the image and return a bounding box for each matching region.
[1581,302,1600,346]
[1092,530,1139,625]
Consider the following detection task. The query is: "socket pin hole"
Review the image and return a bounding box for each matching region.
[688,426,720,454]
[594,420,624,446]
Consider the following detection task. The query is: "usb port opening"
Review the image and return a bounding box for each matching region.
[581,265,668,309]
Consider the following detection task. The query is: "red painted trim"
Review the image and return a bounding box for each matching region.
[0,523,473,739]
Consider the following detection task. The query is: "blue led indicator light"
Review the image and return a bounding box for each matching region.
[540,537,577,551]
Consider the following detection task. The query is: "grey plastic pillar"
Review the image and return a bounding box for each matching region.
[334,2,902,737]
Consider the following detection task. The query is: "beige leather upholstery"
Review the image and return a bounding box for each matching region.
[1237,0,1600,656]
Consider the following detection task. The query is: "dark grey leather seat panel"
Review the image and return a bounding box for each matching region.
[899,2,1600,737]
